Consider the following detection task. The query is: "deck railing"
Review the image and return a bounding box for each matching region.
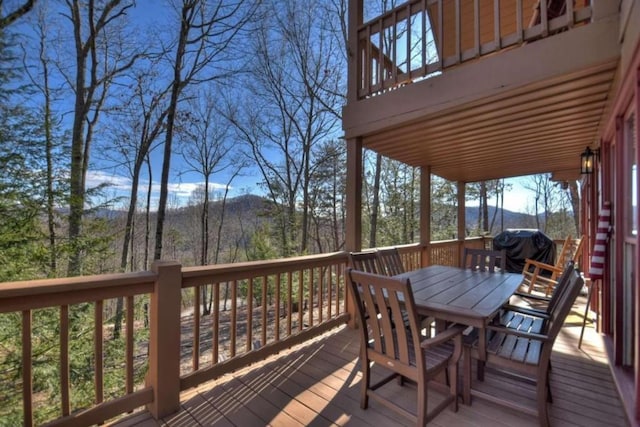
[0,239,494,426]
[0,254,350,426]
[356,0,592,98]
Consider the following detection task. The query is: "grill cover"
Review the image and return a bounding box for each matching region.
[493,229,556,274]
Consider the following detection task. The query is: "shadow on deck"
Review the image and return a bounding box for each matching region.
[112,295,628,427]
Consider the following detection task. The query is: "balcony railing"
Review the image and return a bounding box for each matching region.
[0,239,490,426]
[356,0,592,99]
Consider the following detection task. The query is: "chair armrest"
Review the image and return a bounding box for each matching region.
[486,324,549,342]
[523,258,563,274]
[420,324,466,349]
[502,304,550,319]
[512,291,551,302]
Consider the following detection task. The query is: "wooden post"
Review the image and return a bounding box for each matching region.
[147,261,182,419]
[613,115,624,366]
[346,137,363,252]
[420,166,432,267]
[457,181,466,267]
[346,138,363,327]
[347,0,363,104]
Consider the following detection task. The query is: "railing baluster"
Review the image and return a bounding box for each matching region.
[193,286,200,371]
[392,9,398,84]
[307,268,313,327]
[516,0,523,44]
[22,310,32,427]
[247,278,253,352]
[421,0,427,74]
[261,276,267,348]
[328,265,334,318]
[298,270,304,331]
[230,280,237,357]
[337,264,343,313]
[287,271,293,336]
[60,305,70,416]
[95,300,104,405]
[494,0,501,50]
[474,0,480,56]
[213,283,220,364]
[318,266,324,323]
[437,0,443,65]
[540,0,548,36]
[365,25,372,95]
[455,0,461,63]
[275,273,281,341]
[126,296,134,395]
[406,4,411,77]
[566,0,574,28]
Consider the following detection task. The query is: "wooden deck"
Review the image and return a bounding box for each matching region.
[112,295,629,427]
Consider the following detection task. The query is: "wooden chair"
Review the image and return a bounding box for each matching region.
[347,269,465,425]
[500,262,575,334]
[462,248,506,272]
[376,247,405,276]
[463,268,584,427]
[348,251,382,274]
[521,235,584,296]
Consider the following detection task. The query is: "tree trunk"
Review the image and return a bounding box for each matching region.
[154,14,186,261]
[569,181,581,235]
[369,153,382,247]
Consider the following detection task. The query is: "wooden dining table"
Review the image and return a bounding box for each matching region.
[395,264,523,361]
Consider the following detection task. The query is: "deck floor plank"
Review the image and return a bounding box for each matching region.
[110,295,629,427]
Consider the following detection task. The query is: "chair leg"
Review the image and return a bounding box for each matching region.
[476,359,485,381]
[462,347,471,405]
[538,373,551,427]
[361,361,370,409]
[417,382,427,426]
[448,362,458,412]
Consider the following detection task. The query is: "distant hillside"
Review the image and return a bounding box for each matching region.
[465,205,538,234]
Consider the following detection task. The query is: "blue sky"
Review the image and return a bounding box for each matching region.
[11,0,540,214]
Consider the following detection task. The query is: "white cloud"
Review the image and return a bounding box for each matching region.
[86,170,232,206]
[86,170,133,190]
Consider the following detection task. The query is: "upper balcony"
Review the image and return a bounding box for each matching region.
[343,0,621,183]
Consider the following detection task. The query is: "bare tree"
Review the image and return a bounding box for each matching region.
[21,5,66,275]
[177,90,245,314]
[225,0,343,255]
[0,0,36,28]
[100,68,169,338]
[308,139,346,252]
[61,0,142,275]
[103,69,170,274]
[153,0,259,261]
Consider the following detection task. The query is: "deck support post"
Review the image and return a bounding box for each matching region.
[346,137,363,327]
[420,166,432,267]
[457,181,466,267]
[147,261,182,419]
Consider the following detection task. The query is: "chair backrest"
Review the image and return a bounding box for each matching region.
[347,269,423,375]
[543,268,584,354]
[377,248,405,276]
[349,251,382,274]
[544,261,575,316]
[462,248,506,272]
[555,235,584,268]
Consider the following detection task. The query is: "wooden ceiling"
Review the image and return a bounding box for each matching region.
[345,10,621,184]
[360,59,618,183]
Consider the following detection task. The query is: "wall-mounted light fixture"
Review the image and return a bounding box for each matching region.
[580,146,597,174]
